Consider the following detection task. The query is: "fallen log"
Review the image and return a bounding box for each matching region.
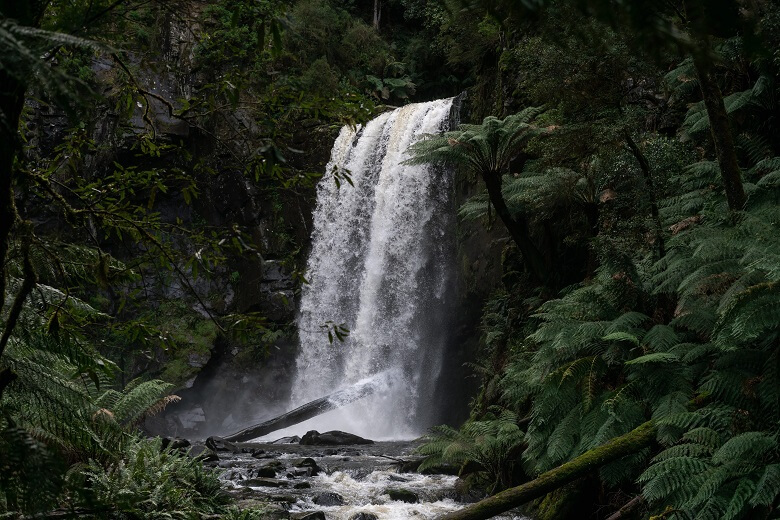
[222,375,382,442]
[437,421,656,520]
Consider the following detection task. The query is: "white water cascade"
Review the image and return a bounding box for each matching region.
[288,97,459,440]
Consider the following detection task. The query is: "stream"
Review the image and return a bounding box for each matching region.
[212,438,528,520]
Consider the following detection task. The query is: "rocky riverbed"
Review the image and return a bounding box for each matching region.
[194,435,529,519]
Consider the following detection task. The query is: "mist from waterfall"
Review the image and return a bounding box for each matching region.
[288,97,458,440]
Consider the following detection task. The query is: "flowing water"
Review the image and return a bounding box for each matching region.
[218,440,528,520]
[287,98,459,440]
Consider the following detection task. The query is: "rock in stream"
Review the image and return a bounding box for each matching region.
[211,438,530,520]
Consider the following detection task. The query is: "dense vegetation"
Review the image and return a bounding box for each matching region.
[1,0,779,519]
[412,2,780,519]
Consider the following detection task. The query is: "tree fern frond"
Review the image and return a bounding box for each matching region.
[711,432,776,465]
[749,464,780,507]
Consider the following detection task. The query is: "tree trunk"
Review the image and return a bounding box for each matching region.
[624,131,665,258]
[437,421,656,520]
[222,376,380,442]
[373,0,381,30]
[0,71,25,311]
[483,171,550,285]
[692,54,747,211]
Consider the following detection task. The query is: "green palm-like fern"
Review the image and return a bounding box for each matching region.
[418,407,525,493]
[406,107,552,283]
[406,106,546,176]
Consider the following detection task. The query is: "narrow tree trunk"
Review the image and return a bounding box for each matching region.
[482,171,549,285]
[605,495,644,520]
[0,72,26,311]
[692,54,746,211]
[437,421,656,520]
[373,0,381,30]
[222,376,380,442]
[624,131,665,258]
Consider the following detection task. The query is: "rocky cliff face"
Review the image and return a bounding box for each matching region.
[22,7,339,439]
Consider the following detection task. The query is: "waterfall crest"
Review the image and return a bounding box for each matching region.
[291,97,457,439]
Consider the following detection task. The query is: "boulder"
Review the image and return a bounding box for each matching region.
[255,466,279,478]
[243,478,289,488]
[294,481,312,489]
[287,468,313,478]
[255,459,284,477]
[205,436,240,453]
[349,514,379,520]
[386,488,419,503]
[300,430,374,446]
[187,444,219,463]
[161,437,190,451]
[292,457,321,476]
[313,492,344,506]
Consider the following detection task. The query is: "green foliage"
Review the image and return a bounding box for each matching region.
[0,329,180,515]
[407,107,547,177]
[424,4,780,518]
[418,407,525,493]
[0,17,100,114]
[77,436,229,519]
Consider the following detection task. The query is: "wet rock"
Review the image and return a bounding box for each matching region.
[160,437,190,451]
[313,492,345,506]
[287,468,313,478]
[187,444,219,463]
[271,435,301,444]
[255,459,284,478]
[293,481,312,489]
[250,449,266,458]
[386,488,419,503]
[300,430,374,446]
[349,514,379,520]
[349,467,372,480]
[262,260,286,282]
[205,436,239,453]
[292,457,321,475]
[388,474,410,482]
[255,466,279,478]
[291,513,325,520]
[454,477,484,502]
[244,478,289,488]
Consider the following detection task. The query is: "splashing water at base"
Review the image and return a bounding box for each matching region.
[218,440,530,520]
[290,98,459,439]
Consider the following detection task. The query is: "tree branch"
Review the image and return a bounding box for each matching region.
[606,494,644,520]
[0,238,39,360]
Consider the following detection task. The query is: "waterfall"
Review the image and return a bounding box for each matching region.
[290,97,458,439]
